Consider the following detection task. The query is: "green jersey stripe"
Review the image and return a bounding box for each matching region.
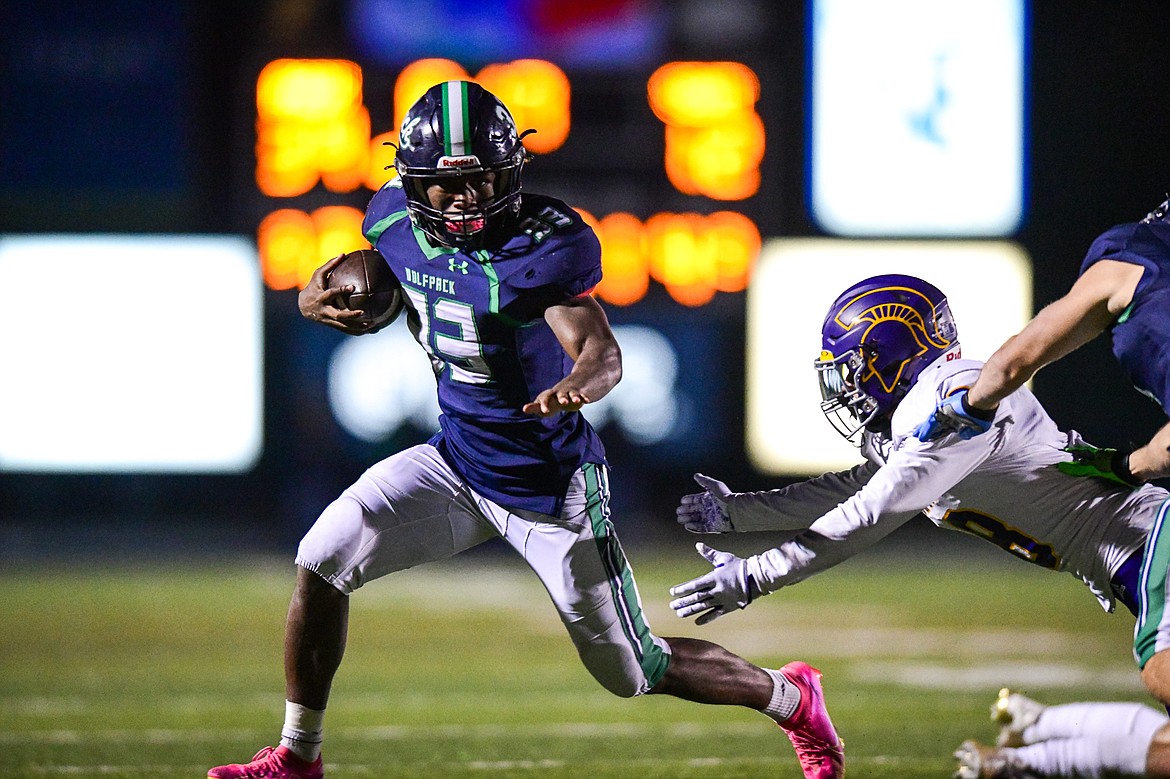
[364,209,411,244]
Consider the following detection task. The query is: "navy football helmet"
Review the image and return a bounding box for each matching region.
[395,80,529,247]
[1141,195,1170,224]
[815,274,959,441]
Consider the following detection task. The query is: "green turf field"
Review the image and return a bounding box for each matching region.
[0,539,1146,778]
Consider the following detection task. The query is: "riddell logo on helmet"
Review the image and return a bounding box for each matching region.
[438,155,480,168]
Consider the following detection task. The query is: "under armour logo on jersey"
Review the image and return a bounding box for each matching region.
[449,259,469,274]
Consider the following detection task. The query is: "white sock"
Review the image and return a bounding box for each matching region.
[762,668,802,723]
[280,700,325,762]
[1010,735,1151,778]
[1024,701,1167,743]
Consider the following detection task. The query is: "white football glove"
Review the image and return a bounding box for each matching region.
[676,473,734,534]
[668,543,760,625]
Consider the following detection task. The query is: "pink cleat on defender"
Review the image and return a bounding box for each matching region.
[208,746,323,779]
[777,661,845,779]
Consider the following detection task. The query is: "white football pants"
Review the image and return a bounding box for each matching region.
[296,443,671,697]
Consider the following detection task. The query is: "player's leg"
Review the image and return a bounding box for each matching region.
[957,731,1162,778]
[1137,498,1170,707]
[652,644,844,779]
[1016,699,1167,745]
[485,462,670,698]
[208,444,496,779]
[957,691,1169,779]
[492,463,842,779]
[1148,723,1170,778]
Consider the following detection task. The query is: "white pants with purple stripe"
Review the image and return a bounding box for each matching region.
[296,443,671,696]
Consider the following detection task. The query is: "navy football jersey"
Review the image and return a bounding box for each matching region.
[1079,220,1170,412]
[362,180,608,515]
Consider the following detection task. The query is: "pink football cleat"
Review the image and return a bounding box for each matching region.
[777,661,845,779]
[208,746,323,779]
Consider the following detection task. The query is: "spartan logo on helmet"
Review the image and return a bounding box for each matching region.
[815,274,959,441]
[393,80,532,248]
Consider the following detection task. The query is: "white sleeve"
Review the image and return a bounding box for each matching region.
[726,460,881,532]
[747,432,996,592]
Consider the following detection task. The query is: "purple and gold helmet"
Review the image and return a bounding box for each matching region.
[815,274,959,441]
[395,80,529,247]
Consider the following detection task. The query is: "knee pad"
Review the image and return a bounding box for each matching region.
[574,634,669,698]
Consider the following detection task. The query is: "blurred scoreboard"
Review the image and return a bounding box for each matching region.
[239,0,1029,477]
[248,56,765,309]
[0,1,1032,479]
[237,46,772,470]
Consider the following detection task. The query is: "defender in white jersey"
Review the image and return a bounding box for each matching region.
[668,274,1170,776]
[677,352,1161,612]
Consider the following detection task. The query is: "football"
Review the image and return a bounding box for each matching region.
[327,248,404,330]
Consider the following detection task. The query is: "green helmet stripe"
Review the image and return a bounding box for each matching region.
[442,81,471,157]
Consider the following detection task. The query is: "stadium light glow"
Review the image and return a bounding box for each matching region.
[255,59,370,197]
[477,59,571,155]
[366,130,399,190]
[810,0,1025,235]
[390,58,571,155]
[579,210,760,307]
[0,235,264,473]
[258,206,368,290]
[648,61,764,200]
[579,211,650,307]
[746,239,1032,475]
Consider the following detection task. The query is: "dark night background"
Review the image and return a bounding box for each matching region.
[1,0,1167,559]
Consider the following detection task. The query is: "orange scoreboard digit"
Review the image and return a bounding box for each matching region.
[253,58,761,307]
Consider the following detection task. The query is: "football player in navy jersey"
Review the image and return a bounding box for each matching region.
[913,197,1170,486]
[909,198,1170,722]
[208,81,844,779]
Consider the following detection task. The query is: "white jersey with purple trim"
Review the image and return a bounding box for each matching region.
[728,356,1167,611]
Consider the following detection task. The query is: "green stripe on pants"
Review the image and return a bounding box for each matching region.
[582,462,670,687]
[1135,498,1170,667]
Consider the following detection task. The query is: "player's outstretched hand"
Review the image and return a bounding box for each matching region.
[669,543,759,625]
[1057,443,1141,488]
[912,389,996,441]
[522,386,590,417]
[677,473,734,534]
[298,253,376,335]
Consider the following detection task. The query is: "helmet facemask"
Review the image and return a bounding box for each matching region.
[394,81,530,249]
[815,348,881,442]
[397,152,525,248]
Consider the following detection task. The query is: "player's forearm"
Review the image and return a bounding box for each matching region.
[971,286,1114,410]
[749,521,893,593]
[748,502,921,593]
[726,462,878,532]
[563,342,622,403]
[968,334,1034,409]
